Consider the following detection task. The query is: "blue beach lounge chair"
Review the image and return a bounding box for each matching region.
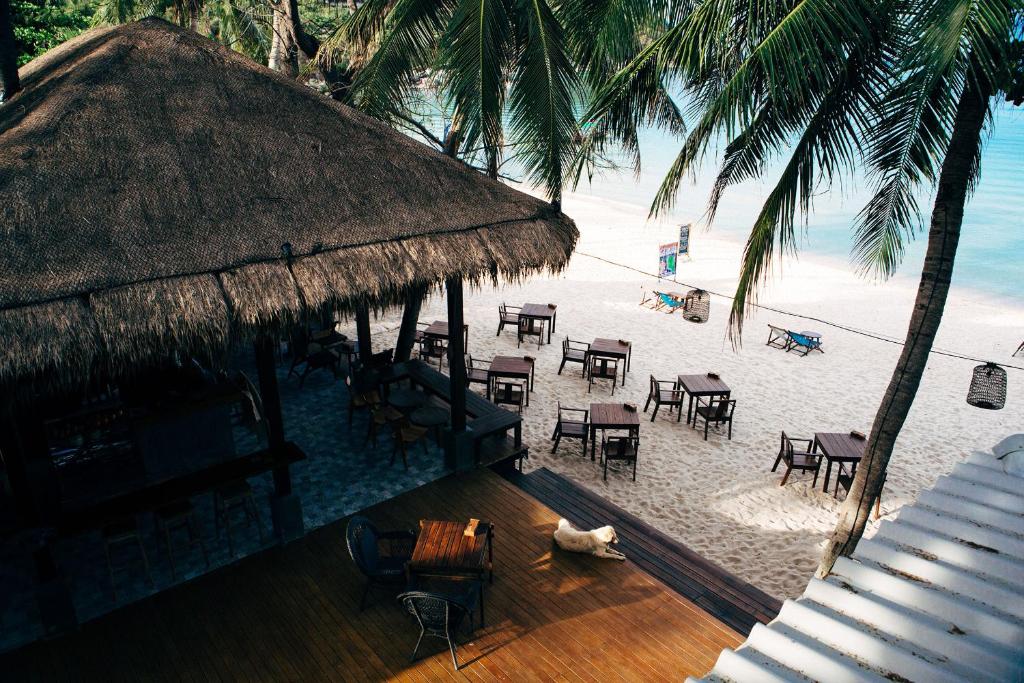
[654,292,687,313]
[785,331,824,356]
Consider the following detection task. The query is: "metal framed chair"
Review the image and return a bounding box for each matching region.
[102,516,153,601]
[644,375,685,421]
[213,479,266,557]
[551,403,589,455]
[398,582,482,671]
[345,515,416,610]
[154,499,208,581]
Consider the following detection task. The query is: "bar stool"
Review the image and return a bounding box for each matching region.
[102,517,153,601]
[155,499,209,580]
[213,480,266,557]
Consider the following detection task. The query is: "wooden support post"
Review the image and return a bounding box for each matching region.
[253,335,303,541]
[394,282,428,362]
[446,276,467,434]
[355,300,372,364]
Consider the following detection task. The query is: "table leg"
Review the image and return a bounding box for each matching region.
[686,395,694,423]
[590,427,597,461]
[822,458,834,492]
[488,525,494,584]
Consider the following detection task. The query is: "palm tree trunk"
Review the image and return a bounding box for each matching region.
[817,70,993,577]
[0,0,19,99]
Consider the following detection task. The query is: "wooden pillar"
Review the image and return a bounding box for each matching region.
[446,276,467,434]
[355,300,372,364]
[253,335,303,540]
[394,282,427,362]
[0,401,36,525]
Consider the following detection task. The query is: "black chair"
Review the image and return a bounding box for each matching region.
[417,337,446,369]
[587,356,619,395]
[517,316,545,349]
[345,515,416,610]
[491,379,526,413]
[601,431,639,481]
[558,338,590,376]
[692,397,736,440]
[551,403,589,455]
[772,432,821,486]
[287,329,341,388]
[398,582,483,671]
[496,303,521,337]
[465,354,490,389]
[644,375,685,421]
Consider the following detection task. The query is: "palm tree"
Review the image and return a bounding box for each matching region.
[586,0,1021,575]
[319,0,686,204]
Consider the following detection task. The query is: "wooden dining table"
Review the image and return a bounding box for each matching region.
[587,338,632,385]
[408,519,494,584]
[814,432,867,493]
[676,374,731,424]
[589,403,640,460]
[422,320,469,345]
[486,356,535,405]
[519,303,557,344]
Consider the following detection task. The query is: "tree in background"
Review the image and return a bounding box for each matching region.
[320,0,686,206]
[587,0,1023,574]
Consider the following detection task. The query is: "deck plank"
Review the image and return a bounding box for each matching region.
[0,469,741,681]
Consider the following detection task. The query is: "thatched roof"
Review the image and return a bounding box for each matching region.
[0,18,577,388]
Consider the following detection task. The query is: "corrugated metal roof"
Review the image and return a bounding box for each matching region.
[688,449,1024,683]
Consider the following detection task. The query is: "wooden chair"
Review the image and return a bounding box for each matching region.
[345,515,416,610]
[366,404,403,447]
[601,431,639,481]
[551,403,589,455]
[287,329,341,388]
[587,356,619,396]
[834,468,886,519]
[154,499,208,581]
[692,397,736,440]
[496,303,521,336]
[398,583,483,670]
[102,517,153,601]
[346,374,380,426]
[644,375,685,421]
[465,354,490,389]
[417,336,447,369]
[213,480,266,557]
[491,379,526,414]
[772,432,821,486]
[766,324,791,350]
[517,316,545,349]
[391,418,429,469]
[558,338,589,376]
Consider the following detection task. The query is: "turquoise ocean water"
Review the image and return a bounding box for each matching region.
[570,101,1023,303]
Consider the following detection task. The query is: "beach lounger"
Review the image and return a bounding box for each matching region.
[785,331,823,356]
[655,292,687,313]
[1014,340,1024,358]
[766,324,791,350]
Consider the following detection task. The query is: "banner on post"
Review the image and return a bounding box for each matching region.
[659,242,678,277]
[678,223,691,259]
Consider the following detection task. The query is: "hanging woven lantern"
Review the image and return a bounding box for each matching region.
[967,363,1006,410]
[684,289,710,323]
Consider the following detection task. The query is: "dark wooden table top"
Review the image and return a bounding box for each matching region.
[590,403,641,427]
[488,356,534,376]
[410,406,449,427]
[677,374,731,396]
[388,388,428,410]
[590,338,631,357]
[409,519,491,575]
[814,432,866,462]
[423,320,450,338]
[520,303,557,318]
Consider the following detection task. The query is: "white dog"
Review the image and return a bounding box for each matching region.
[552,519,626,560]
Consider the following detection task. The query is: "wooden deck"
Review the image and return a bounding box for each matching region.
[505,467,783,634]
[1,469,742,681]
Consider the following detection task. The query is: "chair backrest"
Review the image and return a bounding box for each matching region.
[787,331,816,348]
[713,398,736,418]
[780,431,794,458]
[345,515,380,575]
[556,401,587,422]
[398,591,466,636]
[590,356,618,377]
[657,292,681,308]
[649,375,658,396]
[605,434,638,458]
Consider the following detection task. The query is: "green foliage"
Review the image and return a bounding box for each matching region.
[12,0,93,65]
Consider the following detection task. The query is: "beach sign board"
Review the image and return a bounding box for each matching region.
[659,242,678,277]
[679,223,691,258]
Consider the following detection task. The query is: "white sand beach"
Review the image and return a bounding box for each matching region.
[354,190,1023,600]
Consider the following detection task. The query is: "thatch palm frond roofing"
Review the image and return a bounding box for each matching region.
[0,18,577,388]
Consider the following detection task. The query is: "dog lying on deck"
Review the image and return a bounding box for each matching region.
[552,519,626,560]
